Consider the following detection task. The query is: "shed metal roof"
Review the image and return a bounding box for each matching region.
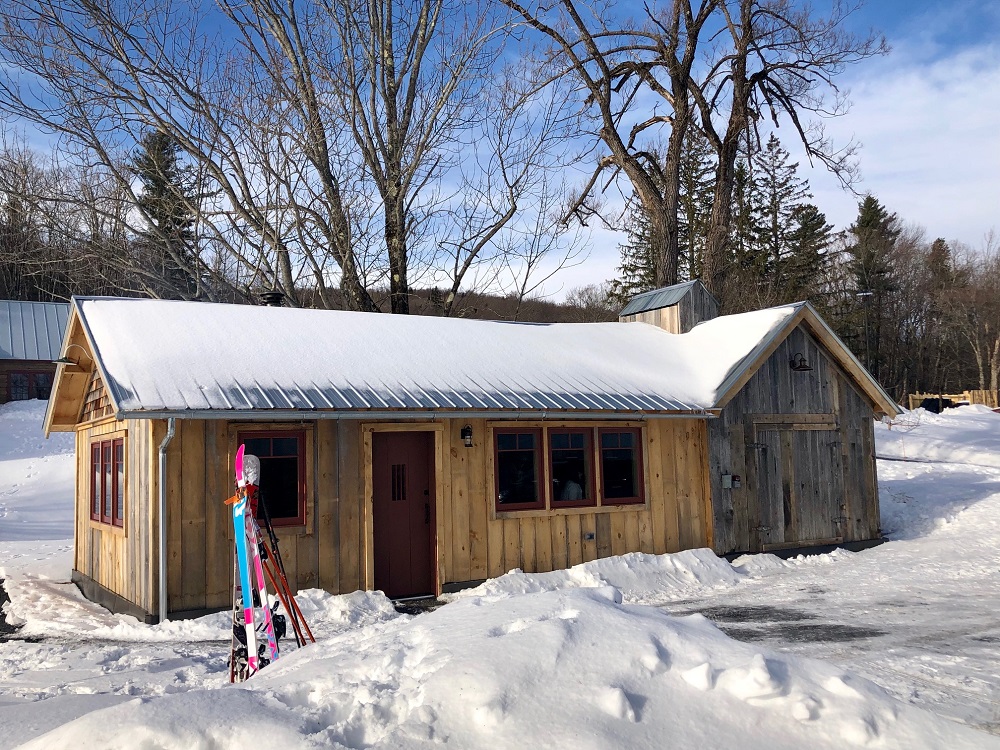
[0,300,70,361]
[619,281,701,317]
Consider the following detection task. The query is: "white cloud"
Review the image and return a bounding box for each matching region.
[799,41,1000,247]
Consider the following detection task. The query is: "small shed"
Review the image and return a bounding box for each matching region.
[45,292,898,621]
[0,300,69,403]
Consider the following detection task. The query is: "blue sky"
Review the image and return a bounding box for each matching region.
[548,0,1000,295]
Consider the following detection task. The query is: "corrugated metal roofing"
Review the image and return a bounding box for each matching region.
[0,300,70,361]
[619,280,699,317]
[66,297,798,418]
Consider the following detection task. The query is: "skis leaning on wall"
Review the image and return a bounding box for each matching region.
[227,444,281,682]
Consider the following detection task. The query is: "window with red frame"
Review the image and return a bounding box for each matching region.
[548,429,595,507]
[599,428,644,505]
[238,431,306,526]
[90,437,125,526]
[494,428,543,511]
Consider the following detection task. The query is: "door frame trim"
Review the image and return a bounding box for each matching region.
[362,422,444,597]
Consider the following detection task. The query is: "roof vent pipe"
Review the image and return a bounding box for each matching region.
[260,291,285,307]
[158,418,176,624]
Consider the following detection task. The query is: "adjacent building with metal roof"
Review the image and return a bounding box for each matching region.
[0,300,70,402]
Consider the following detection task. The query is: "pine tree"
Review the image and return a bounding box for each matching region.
[844,195,900,380]
[131,130,200,299]
[610,195,659,305]
[676,128,715,281]
[753,134,810,289]
[783,203,834,305]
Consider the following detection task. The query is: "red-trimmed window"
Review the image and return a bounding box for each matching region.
[599,428,644,505]
[494,428,544,511]
[548,429,595,508]
[90,437,125,526]
[238,431,306,526]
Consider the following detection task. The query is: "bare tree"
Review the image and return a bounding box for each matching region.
[0,0,575,311]
[499,0,717,290]
[691,0,887,301]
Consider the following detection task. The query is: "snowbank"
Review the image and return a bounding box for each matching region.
[18,586,994,750]
[0,400,74,543]
[877,405,1000,467]
[444,548,745,605]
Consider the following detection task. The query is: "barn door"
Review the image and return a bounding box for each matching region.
[372,431,436,598]
[751,423,845,552]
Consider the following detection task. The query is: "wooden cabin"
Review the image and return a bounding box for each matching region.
[0,300,69,403]
[44,290,898,622]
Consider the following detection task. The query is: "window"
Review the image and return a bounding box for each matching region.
[548,429,595,508]
[599,428,644,505]
[494,428,543,511]
[7,371,53,401]
[90,437,125,526]
[492,425,646,514]
[238,431,306,526]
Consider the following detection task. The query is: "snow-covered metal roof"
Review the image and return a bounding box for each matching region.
[65,297,800,419]
[0,300,70,361]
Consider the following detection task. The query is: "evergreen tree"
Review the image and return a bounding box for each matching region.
[844,195,900,380]
[783,203,834,305]
[676,128,715,281]
[131,129,200,299]
[610,194,659,305]
[752,134,810,289]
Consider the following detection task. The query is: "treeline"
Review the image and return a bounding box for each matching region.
[610,128,1000,401]
[0,0,886,313]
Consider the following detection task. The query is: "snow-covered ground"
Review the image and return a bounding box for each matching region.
[1,401,999,748]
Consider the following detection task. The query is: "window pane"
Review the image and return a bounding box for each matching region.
[244,437,271,458]
[550,431,590,504]
[620,432,634,448]
[496,433,516,451]
[257,456,300,521]
[496,450,537,505]
[517,433,535,450]
[600,432,618,449]
[602,448,637,499]
[92,445,101,517]
[9,374,29,401]
[115,442,125,522]
[33,373,53,399]
[271,437,298,456]
[102,444,113,518]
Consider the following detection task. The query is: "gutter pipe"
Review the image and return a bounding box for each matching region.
[157,418,176,624]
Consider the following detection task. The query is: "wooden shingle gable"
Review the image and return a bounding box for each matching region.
[44,301,116,434]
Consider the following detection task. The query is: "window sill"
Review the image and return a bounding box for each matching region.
[494,502,649,520]
[89,519,126,537]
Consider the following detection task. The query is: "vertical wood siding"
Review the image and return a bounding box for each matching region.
[707,323,881,555]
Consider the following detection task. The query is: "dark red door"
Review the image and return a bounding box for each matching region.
[373,431,436,598]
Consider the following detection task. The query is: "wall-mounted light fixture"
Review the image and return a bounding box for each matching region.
[461,424,473,448]
[52,342,92,367]
[789,353,813,372]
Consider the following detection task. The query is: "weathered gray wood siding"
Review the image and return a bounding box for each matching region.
[707,323,880,555]
[677,283,719,332]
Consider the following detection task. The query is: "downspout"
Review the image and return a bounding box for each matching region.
[157,418,176,624]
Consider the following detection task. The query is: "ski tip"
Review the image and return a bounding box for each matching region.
[235,443,246,486]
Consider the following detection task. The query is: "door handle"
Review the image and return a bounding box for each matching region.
[425,503,430,524]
